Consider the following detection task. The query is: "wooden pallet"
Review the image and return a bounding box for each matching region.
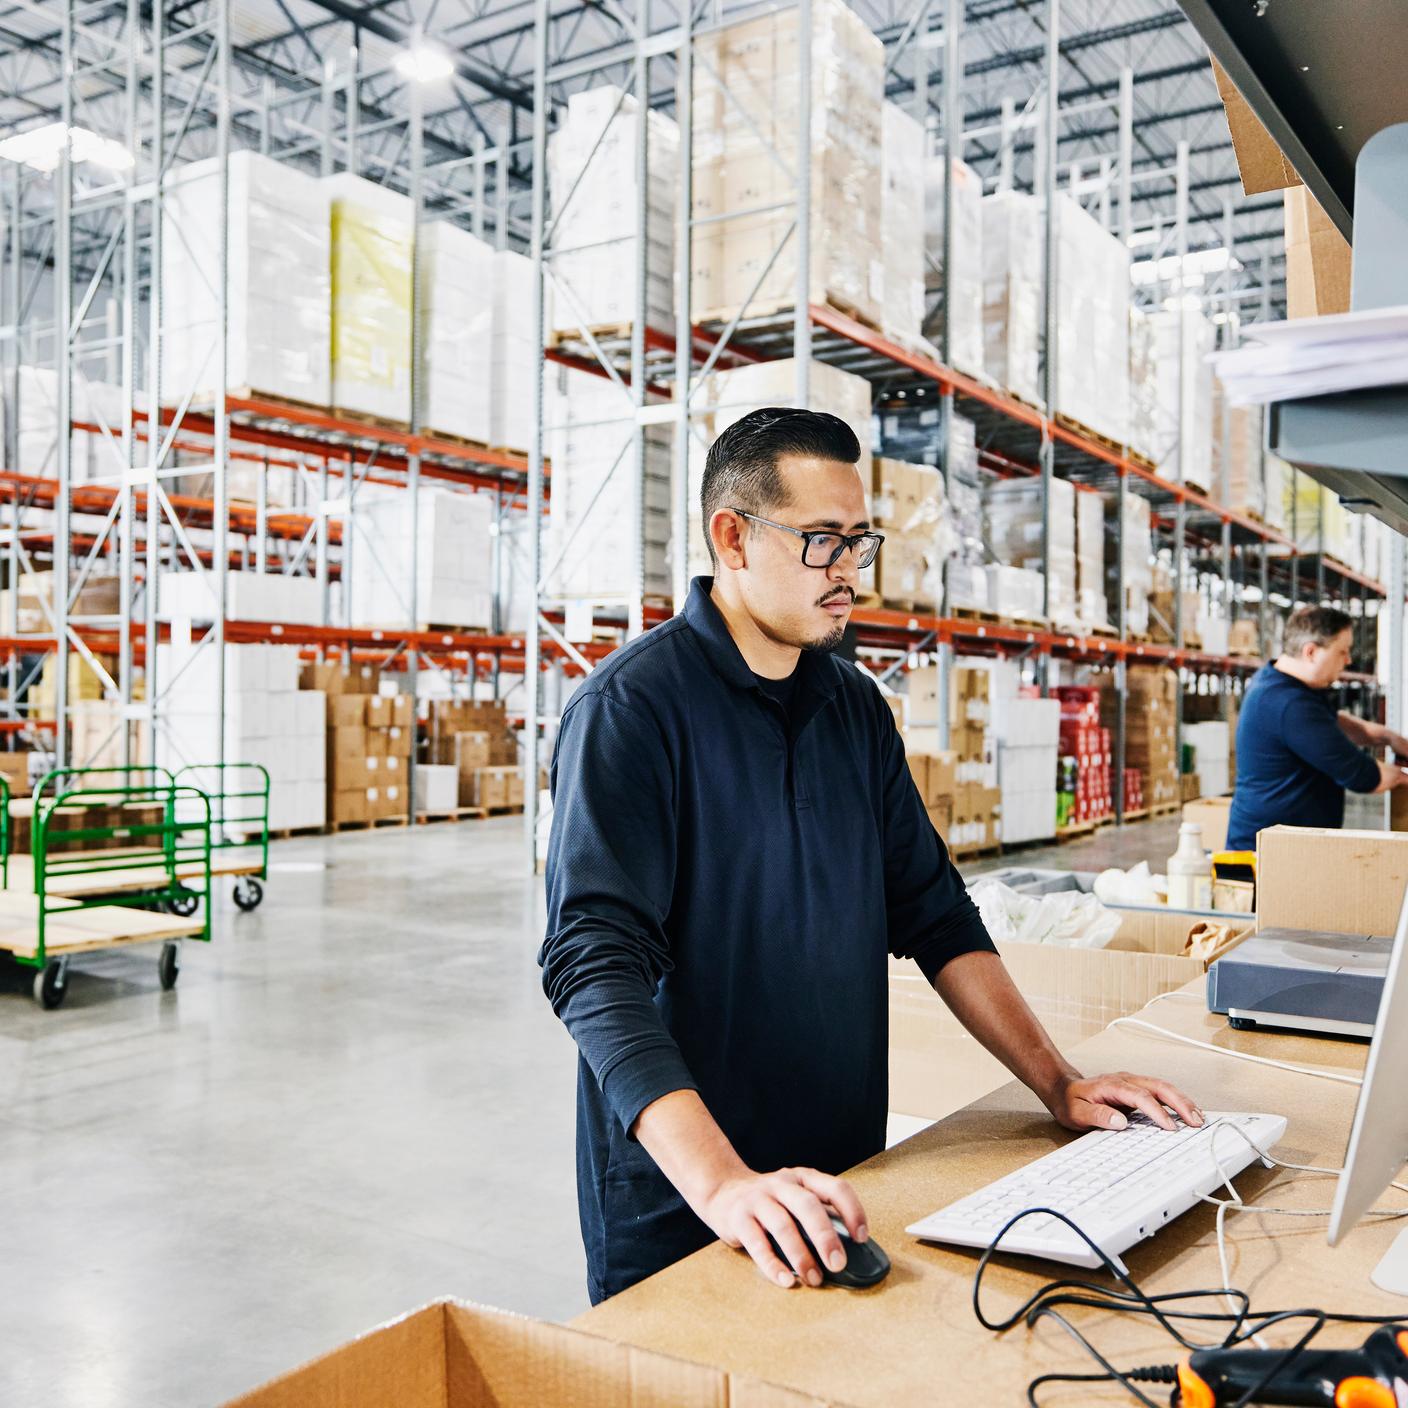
[548,321,633,350]
[695,293,883,338]
[951,606,1002,625]
[1056,820,1097,841]
[1121,807,1151,822]
[267,825,327,841]
[331,405,411,435]
[1127,450,1156,472]
[413,806,487,825]
[1054,412,1127,458]
[1149,801,1181,818]
[951,842,1002,861]
[226,387,333,417]
[422,427,494,454]
[329,815,410,833]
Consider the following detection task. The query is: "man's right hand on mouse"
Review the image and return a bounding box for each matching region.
[699,1166,869,1289]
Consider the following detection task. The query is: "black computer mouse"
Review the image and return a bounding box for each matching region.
[766,1212,892,1289]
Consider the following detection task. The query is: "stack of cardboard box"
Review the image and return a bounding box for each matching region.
[867,459,942,611]
[906,749,957,846]
[303,661,412,826]
[1055,686,1111,827]
[1109,666,1180,812]
[424,698,522,811]
[950,666,999,854]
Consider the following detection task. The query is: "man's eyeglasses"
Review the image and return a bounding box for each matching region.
[730,509,884,570]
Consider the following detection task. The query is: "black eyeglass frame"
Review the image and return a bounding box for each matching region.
[729,508,885,570]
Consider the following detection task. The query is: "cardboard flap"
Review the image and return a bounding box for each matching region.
[1210,59,1302,195]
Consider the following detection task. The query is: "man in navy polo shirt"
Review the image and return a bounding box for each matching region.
[540,407,1201,1305]
[1227,604,1408,852]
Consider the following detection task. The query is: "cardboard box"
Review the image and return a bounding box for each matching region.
[366,695,393,729]
[443,730,492,773]
[0,751,32,797]
[1209,58,1302,196]
[332,695,367,728]
[224,1298,848,1408]
[301,660,380,696]
[392,693,413,728]
[1182,796,1232,853]
[331,789,366,825]
[386,724,413,758]
[926,798,954,841]
[1256,827,1408,937]
[1284,186,1352,320]
[907,750,957,809]
[470,766,510,810]
[888,908,1252,1121]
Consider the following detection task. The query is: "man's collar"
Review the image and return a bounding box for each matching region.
[682,576,840,700]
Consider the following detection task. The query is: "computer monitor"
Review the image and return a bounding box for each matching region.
[1328,878,1408,1293]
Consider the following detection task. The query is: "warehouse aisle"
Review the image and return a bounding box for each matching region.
[0,813,1181,1408]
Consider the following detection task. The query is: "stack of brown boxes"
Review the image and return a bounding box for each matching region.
[424,699,523,811]
[906,749,957,844]
[1105,666,1179,813]
[950,665,1000,854]
[868,459,941,611]
[302,661,414,826]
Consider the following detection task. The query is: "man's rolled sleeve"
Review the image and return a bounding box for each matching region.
[538,691,699,1136]
[872,689,996,985]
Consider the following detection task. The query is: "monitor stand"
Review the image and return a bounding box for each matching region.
[1372,1226,1408,1295]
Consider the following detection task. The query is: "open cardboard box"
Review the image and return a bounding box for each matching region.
[1255,827,1408,937]
[889,903,1251,1122]
[225,1299,857,1407]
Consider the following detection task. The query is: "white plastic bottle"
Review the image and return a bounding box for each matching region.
[1167,822,1213,910]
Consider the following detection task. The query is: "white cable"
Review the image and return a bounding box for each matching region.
[1109,1017,1363,1086]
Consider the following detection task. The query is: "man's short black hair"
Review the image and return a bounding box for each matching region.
[1283,604,1354,658]
[699,407,862,567]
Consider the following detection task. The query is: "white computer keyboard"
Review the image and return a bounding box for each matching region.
[907,1110,1287,1271]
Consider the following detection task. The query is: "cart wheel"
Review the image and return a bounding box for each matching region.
[167,890,200,918]
[33,958,67,1010]
[233,877,264,912]
[158,941,180,991]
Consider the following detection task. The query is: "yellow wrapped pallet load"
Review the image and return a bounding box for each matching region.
[326,173,412,424]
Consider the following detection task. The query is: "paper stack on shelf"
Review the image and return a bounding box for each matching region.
[688,0,883,327]
[164,151,331,407]
[326,173,412,423]
[491,249,536,453]
[155,643,326,832]
[1149,308,1215,494]
[420,221,495,445]
[1052,196,1130,448]
[1112,491,1153,636]
[880,103,926,350]
[981,191,1042,406]
[924,156,984,375]
[1075,487,1108,630]
[349,485,493,630]
[545,363,671,600]
[1209,305,1408,405]
[6,366,121,483]
[547,86,678,337]
[985,476,1076,624]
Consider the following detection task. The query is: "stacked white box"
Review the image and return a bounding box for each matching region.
[153,643,326,832]
[1052,196,1130,448]
[156,569,324,626]
[415,764,459,814]
[545,364,671,599]
[492,249,536,452]
[420,222,495,444]
[1149,308,1215,493]
[164,152,331,406]
[985,476,1076,624]
[547,87,678,336]
[688,0,883,327]
[1075,487,1108,630]
[880,103,926,350]
[1128,307,1158,465]
[984,564,1045,621]
[326,172,412,422]
[1183,720,1231,799]
[6,366,120,482]
[349,485,493,629]
[981,191,1042,406]
[924,156,984,375]
[993,693,1059,845]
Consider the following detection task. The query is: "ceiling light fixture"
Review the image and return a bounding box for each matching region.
[0,122,134,173]
[395,43,453,84]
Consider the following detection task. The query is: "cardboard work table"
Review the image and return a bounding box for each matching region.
[572,982,1405,1405]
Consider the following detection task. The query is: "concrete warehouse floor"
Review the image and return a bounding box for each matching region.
[0,812,1182,1408]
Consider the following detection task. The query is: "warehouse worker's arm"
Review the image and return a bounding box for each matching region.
[931,951,1201,1133]
[1282,694,1391,795]
[538,690,865,1292]
[1339,710,1408,762]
